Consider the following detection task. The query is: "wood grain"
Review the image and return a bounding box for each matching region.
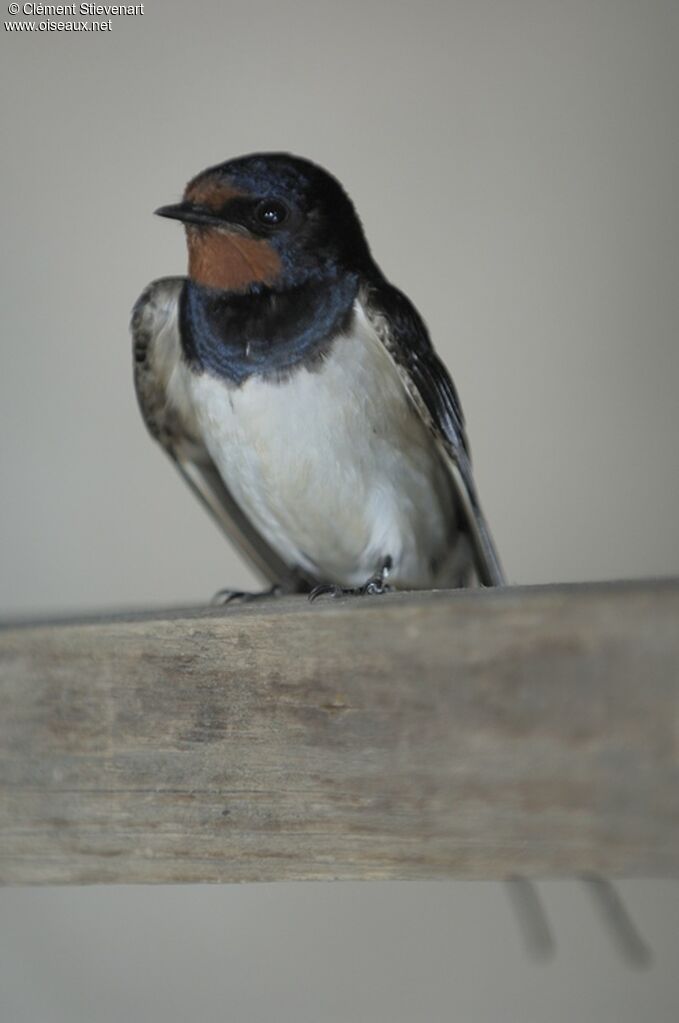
[1,580,678,885]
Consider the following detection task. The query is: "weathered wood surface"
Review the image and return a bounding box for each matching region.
[0,580,678,885]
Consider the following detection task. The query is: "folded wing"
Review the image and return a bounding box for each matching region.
[364,283,505,587]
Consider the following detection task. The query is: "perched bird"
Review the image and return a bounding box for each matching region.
[131,153,650,964]
[132,152,504,599]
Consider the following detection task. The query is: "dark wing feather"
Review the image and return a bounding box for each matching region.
[364,282,506,586]
[131,277,310,592]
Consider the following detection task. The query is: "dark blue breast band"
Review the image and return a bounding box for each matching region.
[180,272,359,385]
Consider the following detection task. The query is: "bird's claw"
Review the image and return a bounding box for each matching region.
[308,558,393,602]
[360,555,392,595]
[308,583,345,602]
[361,577,391,596]
[211,585,283,606]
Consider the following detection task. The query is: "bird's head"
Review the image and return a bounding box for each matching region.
[156,152,373,293]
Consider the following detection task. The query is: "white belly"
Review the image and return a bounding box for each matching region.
[184,301,464,588]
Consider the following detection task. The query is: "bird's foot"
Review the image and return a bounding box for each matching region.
[211,584,283,607]
[308,558,393,602]
[308,583,351,601]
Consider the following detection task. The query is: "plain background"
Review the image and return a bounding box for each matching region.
[1,1,678,1020]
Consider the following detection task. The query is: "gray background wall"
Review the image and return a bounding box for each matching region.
[1,1,677,1020]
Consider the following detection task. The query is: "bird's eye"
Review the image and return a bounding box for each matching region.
[255,199,289,227]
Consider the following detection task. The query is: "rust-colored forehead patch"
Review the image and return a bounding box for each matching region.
[187,228,282,293]
[184,176,247,212]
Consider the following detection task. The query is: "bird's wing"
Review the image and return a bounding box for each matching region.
[364,283,505,586]
[131,277,309,592]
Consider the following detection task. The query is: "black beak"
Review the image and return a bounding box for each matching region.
[154,202,225,228]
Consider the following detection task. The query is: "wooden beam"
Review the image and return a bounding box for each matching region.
[1,580,678,885]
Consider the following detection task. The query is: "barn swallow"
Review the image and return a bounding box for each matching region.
[132,152,505,599]
[131,153,650,963]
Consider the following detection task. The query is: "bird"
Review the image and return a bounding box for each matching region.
[131,153,651,964]
[132,151,505,601]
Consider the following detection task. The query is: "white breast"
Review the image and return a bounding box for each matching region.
[180,299,464,588]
